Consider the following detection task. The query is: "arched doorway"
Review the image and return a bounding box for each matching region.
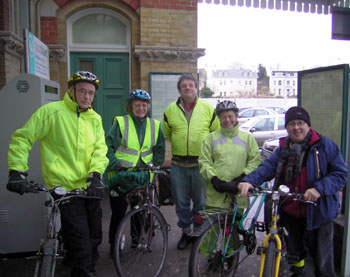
[67,8,130,131]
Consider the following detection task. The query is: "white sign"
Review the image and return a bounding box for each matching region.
[25,30,50,79]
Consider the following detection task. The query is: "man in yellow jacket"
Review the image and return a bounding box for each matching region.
[162,74,219,250]
[7,71,108,277]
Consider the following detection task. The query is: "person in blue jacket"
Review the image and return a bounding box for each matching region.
[238,106,347,277]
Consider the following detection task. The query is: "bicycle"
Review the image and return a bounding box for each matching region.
[113,165,171,277]
[26,182,99,277]
[188,183,316,277]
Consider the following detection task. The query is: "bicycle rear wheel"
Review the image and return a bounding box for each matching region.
[189,218,239,277]
[262,239,277,277]
[114,205,168,277]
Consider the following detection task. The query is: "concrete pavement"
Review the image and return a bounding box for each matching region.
[0,196,327,276]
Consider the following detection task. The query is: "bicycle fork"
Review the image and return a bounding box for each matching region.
[258,214,282,277]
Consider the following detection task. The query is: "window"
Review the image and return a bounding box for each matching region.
[278,117,285,130]
[240,110,254,118]
[73,14,127,44]
[255,110,269,116]
[254,118,275,131]
[278,80,282,86]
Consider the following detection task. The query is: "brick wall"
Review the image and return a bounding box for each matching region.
[140,8,197,47]
[140,0,197,10]
[0,0,10,31]
[41,17,58,45]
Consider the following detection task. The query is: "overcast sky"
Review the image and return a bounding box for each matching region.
[198,3,350,72]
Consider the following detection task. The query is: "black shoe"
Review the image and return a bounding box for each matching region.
[290,265,306,277]
[177,233,191,250]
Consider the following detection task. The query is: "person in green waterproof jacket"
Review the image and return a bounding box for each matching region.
[104,89,165,257]
[198,100,261,212]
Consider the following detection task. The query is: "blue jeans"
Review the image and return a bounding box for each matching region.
[170,164,206,234]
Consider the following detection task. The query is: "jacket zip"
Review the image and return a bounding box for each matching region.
[315,148,320,179]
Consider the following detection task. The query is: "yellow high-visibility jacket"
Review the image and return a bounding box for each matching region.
[162,98,219,157]
[8,93,108,190]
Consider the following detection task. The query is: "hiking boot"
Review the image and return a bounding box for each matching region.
[290,265,307,277]
[177,233,191,250]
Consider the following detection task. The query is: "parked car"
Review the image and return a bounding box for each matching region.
[266,106,286,114]
[239,114,287,148]
[261,136,283,160]
[238,107,277,124]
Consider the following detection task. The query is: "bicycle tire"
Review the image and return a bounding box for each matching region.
[262,239,277,277]
[189,218,239,277]
[38,242,55,277]
[114,205,168,277]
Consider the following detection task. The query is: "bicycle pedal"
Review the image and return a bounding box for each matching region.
[255,221,266,232]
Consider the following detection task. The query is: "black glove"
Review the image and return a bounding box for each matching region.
[86,172,104,199]
[7,170,29,195]
[211,176,227,193]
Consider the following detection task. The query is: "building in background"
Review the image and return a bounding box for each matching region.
[209,67,258,97]
[269,70,298,97]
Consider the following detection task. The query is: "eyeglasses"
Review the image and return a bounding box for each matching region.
[286,121,306,128]
[77,89,95,97]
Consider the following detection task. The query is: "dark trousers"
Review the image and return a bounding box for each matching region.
[59,198,102,277]
[109,192,128,245]
[109,192,143,247]
[281,213,336,277]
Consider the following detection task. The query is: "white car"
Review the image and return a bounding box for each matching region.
[239,114,287,148]
[238,107,277,124]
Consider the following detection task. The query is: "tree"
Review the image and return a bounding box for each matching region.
[257,64,269,96]
[257,64,268,80]
[200,86,215,98]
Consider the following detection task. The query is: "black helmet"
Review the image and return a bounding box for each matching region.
[68,71,100,90]
[216,100,239,116]
[127,89,151,102]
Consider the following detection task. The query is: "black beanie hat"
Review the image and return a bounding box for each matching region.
[285,106,311,127]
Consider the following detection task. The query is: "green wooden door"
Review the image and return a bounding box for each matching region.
[70,52,129,132]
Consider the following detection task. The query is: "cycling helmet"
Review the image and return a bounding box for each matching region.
[127,89,151,102]
[68,71,100,90]
[216,100,239,116]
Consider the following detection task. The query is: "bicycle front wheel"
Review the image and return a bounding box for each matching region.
[35,241,56,277]
[114,205,168,277]
[189,218,240,277]
[262,239,277,277]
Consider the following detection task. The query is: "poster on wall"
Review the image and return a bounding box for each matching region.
[24,30,50,79]
[298,64,349,157]
[149,73,189,121]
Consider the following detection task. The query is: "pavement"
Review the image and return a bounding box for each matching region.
[0,195,333,277]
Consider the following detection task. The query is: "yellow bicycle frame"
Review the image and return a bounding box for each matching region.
[258,214,282,277]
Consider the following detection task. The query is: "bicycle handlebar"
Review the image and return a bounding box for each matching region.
[247,185,317,206]
[117,165,171,175]
[26,181,101,200]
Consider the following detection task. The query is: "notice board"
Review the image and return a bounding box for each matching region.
[149,73,189,121]
[298,64,349,157]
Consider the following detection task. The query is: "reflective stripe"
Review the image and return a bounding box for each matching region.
[141,150,153,157]
[120,160,134,167]
[233,136,248,152]
[211,134,248,154]
[116,145,139,155]
[213,135,227,147]
[150,118,155,147]
[123,115,129,147]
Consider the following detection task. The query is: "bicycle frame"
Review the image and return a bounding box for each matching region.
[258,193,282,277]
